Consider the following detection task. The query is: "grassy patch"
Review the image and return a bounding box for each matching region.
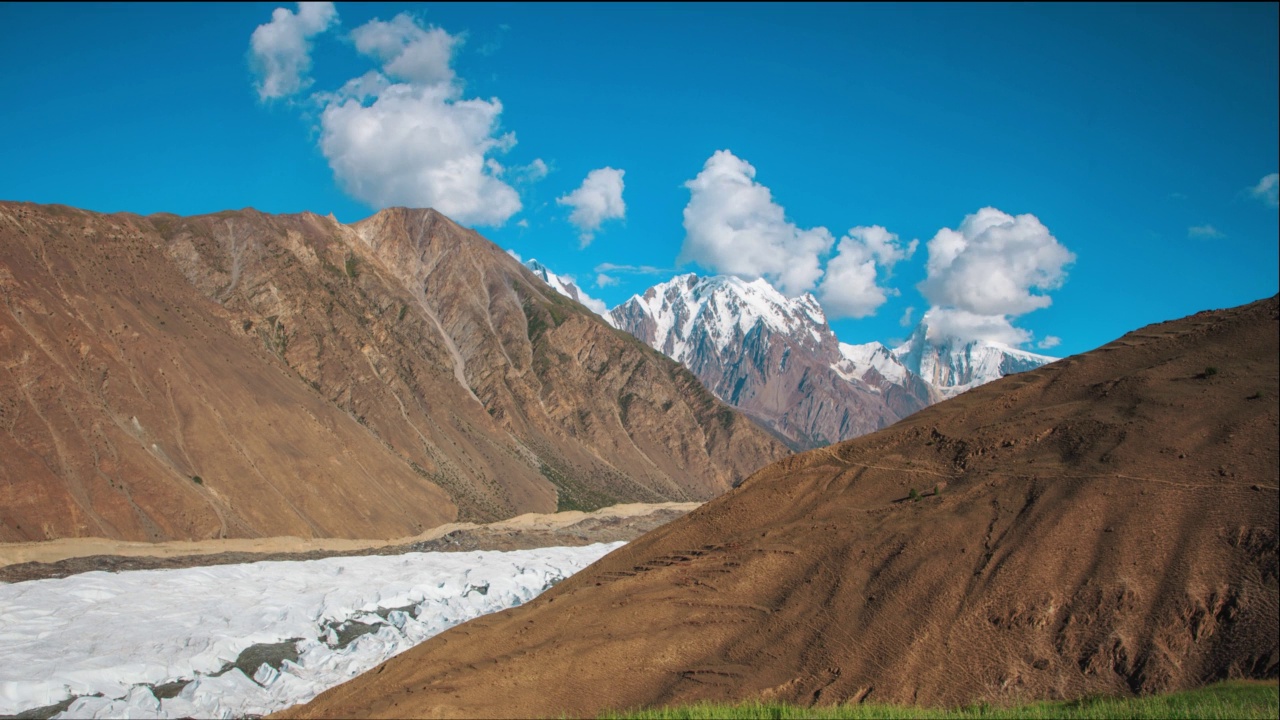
[539,461,618,513]
[606,681,1278,720]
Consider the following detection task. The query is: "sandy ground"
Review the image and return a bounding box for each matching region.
[0,502,699,583]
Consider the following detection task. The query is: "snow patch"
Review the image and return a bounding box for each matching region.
[523,259,614,323]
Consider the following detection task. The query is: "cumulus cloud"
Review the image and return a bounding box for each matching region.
[351,13,458,85]
[596,273,618,287]
[1187,224,1225,239]
[506,249,522,262]
[1249,173,1279,208]
[557,167,626,246]
[1037,335,1062,350]
[316,13,523,226]
[919,207,1074,317]
[923,307,1031,347]
[319,80,522,226]
[918,207,1074,345]
[680,150,835,296]
[249,2,337,101]
[249,7,528,227]
[817,225,917,319]
[899,306,915,328]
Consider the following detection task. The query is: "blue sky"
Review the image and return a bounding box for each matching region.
[1,2,1276,356]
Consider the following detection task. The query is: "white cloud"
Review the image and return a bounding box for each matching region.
[680,150,834,296]
[923,307,1031,347]
[596,273,618,287]
[506,249,522,261]
[1187,224,1225,239]
[557,167,626,246]
[313,14,524,226]
[917,207,1074,345]
[1037,335,1062,350]
[1249,173,1279,208]
[249,2,337,101]
[571,284,609,315]
[919,207,1074,317]
[514,159,549,184]
[351,13,458,86]
[594,262,666,275]
[899,306,915,328]
[516,219,529,229]
[250,7,529,227]
[817,226,917,319]
[320,82,522,226]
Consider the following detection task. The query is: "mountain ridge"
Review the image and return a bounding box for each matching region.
[608,273,926,449]
[0,202,788,542]
[585,269,1054,448]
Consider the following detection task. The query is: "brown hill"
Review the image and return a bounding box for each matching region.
[286,295,1280,718]
[0,202,786,542]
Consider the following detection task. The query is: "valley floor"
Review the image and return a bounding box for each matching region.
[0,502,697,583]
[0,543,623,719]
[0,503,695,719]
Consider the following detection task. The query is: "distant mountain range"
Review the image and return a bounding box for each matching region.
[526,261,1057,449]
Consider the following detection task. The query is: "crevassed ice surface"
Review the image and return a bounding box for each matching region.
[0,542,623,719]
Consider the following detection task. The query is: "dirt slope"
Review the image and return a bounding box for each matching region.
[286,296,1279,718]
[0,202,785,542]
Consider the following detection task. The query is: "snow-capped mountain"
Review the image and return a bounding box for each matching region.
[527,261,1058,448]
[523,259,613,323]
[835,341,943,409]
[892,322,1058,398]
[608,274,934,449]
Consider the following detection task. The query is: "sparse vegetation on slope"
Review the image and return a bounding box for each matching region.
[609,681,1278,720]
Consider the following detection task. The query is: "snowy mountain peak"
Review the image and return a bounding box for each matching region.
[522,258,612,322]
[892,322,1057,397]
[611,273,828,360]
[834,341,912,387]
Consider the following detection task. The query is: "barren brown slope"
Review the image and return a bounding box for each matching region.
[286,296,1279,719]
[0,202,785,542]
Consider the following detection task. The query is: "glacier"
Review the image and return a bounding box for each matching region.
[0,543,623,719]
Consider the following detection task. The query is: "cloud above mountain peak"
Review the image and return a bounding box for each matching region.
[917,207,1074,345]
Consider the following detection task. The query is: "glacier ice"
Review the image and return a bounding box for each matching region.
[0,542,623,719]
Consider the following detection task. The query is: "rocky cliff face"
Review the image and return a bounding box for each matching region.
[0,202,787,542]
[609,274,935,449]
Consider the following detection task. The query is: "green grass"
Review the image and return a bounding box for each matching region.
[606,681,1277,720]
